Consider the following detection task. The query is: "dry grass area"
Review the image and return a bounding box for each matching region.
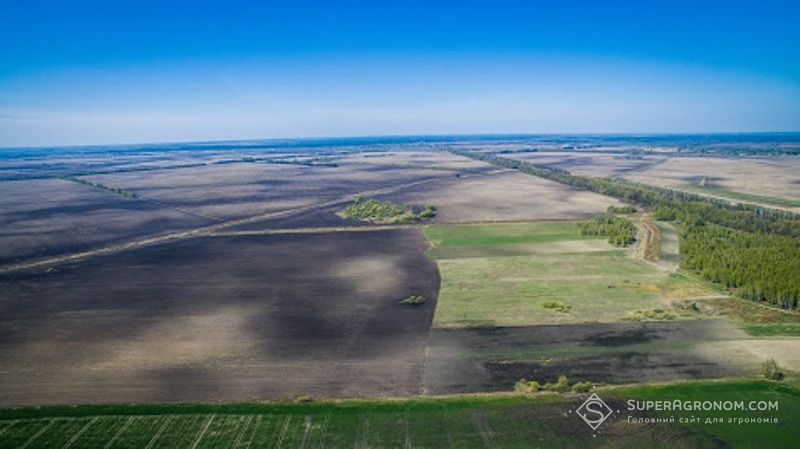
[694,339,800,372]
[425,222,719,327]
[621,156,800,211]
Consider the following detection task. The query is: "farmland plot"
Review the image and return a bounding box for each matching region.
[377,169,622,223]
[508,151,667,178]
[620,156,800,211]
[0,178,210,265]
[0,229,439,405]
[79,159,455,221]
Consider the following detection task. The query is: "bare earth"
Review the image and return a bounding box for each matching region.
[377,169,623,223]
[621,156,800,211]
[0,229,439,405]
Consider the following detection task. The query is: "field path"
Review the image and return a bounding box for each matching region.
[637,218,661,262]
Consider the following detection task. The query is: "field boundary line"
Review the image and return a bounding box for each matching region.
[143,416,172,449]
[189,414,215,449]
[61,416,98,449]
[19,419,55,449]
[209,224,416,237]
[103,416,136,449]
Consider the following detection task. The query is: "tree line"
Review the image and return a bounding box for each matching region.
[452,150,800,238]
[451,150,800,309]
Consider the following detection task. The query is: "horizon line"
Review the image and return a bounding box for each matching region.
[3,130,800,151]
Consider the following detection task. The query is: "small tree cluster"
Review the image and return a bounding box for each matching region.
[579,215,636,246]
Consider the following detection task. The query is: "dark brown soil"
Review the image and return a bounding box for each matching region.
[0,178,212,265]
[424,320,750,395]
[0,229,439,405]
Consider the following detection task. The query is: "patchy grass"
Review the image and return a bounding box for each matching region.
[425,222,719,327]
[543,301,572,313]
[744,323,800,337]
[424,221,597,248]
[675,297,800,336]
[624,308,679,321]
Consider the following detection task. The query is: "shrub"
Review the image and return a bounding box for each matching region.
[544,375,571,393]
[571,381,594,393]
[543,302,572,313]
[517,376,595,394]
[762,358,784,380]
[514,378,541,394]
[399,295,427,305]
[419,204,437,218]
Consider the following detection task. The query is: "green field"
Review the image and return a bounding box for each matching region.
[614,379,800,448]
[684,184,800,209]
[744,323,800,337]
[424,221,597,249]
[424,222,719,327]
[1,380,796,448]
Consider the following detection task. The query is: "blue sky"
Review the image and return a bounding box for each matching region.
[1,0,799,146]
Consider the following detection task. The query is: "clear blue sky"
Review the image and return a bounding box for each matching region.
[1,0,799,146]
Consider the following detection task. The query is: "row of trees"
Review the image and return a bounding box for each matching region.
[578,215,636,246]
[453,150,800,238]
[452,150,800,309]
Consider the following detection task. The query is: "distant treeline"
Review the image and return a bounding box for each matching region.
[452,150,800,309]
[66,176,138,199]
[245,157,339,167]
